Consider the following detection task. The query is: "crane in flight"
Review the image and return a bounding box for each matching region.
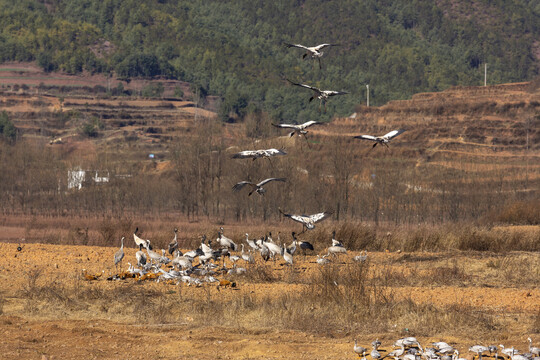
[232,177,286,196]
[272,120,321,139]
[353,129,406,149]
[287,79,348,112]
[284,42,340,69]
[279,208,332,233]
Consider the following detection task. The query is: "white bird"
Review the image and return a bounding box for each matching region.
[453,350,468,360]
[316,254,330,265]
[145,240,162,264]
[287,79,348,112]
[433,342,450,350]
[231,148,287,160]
[395,337,419,348]
[114,237,125,271]
[385,344,406,360]
[263,236,281,261]
[284,42,340,69]
[279,208,332,233]
[241,244,254,263]
[245,233,258,250]
[135,248,147,267]
[371,344,381,360]
[172,253,193,270]
[133,227,146,249]
[354,338,367,358]
[331,230,344,247]
[160,249,171,265]
[469,346,489,360]
[233,177,286,196]
[216,227,237,251]
[439,346,456,355]
[500,345,519,357]
[354,129,406,149]
[272,120,321,138]
[528,338,540,356]
[353,250,368,262]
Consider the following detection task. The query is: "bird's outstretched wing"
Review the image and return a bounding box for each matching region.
[272,123,298,130]
[257,177,286,187]
[232,181,257,192]
[232,150,258,159]
[309,211,333,223]
[383,129,406,140]
[279,208,307,224]
[354,135,378,142]
[326,90,348,97]
[284,43,310,51]
[313,43,340,51]
[264,148,287,157]
[287,79,321,93]
[299,120,320,129]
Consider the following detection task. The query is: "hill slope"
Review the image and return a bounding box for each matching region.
[1,0,539,121]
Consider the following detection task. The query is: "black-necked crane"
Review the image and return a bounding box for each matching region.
[287,79,348,113]
[354,129,406,149]
[292,232,314,256]
[135,248,147,267]
[272,120,321,138]
[331,230,344,247]
[279,208,332,233]
[284,42,339,69]
[216,227,237,251]
[233,177,286,196]
[114,236,125,272]
[133,227,147,249]
[231,148,287,160]
[168,228,178,255]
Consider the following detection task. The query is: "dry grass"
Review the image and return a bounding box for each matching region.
[13,261,504,339]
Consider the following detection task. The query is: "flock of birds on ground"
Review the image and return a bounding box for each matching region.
[352,337,540,360]
[85,225,366,287]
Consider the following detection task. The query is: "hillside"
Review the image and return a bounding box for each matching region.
[0,74,538,224]
[1,0,539,121]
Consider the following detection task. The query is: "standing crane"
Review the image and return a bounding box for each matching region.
[114,237,125,272]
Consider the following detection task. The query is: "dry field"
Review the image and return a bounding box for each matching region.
[0,65,539,359]
[0,219,539,360]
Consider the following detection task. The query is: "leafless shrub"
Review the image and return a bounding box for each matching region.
[532,309,540,334]
[427,259,470,286]
[243,263,277,283]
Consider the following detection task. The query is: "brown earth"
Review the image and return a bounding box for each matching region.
[1,63,539,359]
[0,236,538,360]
